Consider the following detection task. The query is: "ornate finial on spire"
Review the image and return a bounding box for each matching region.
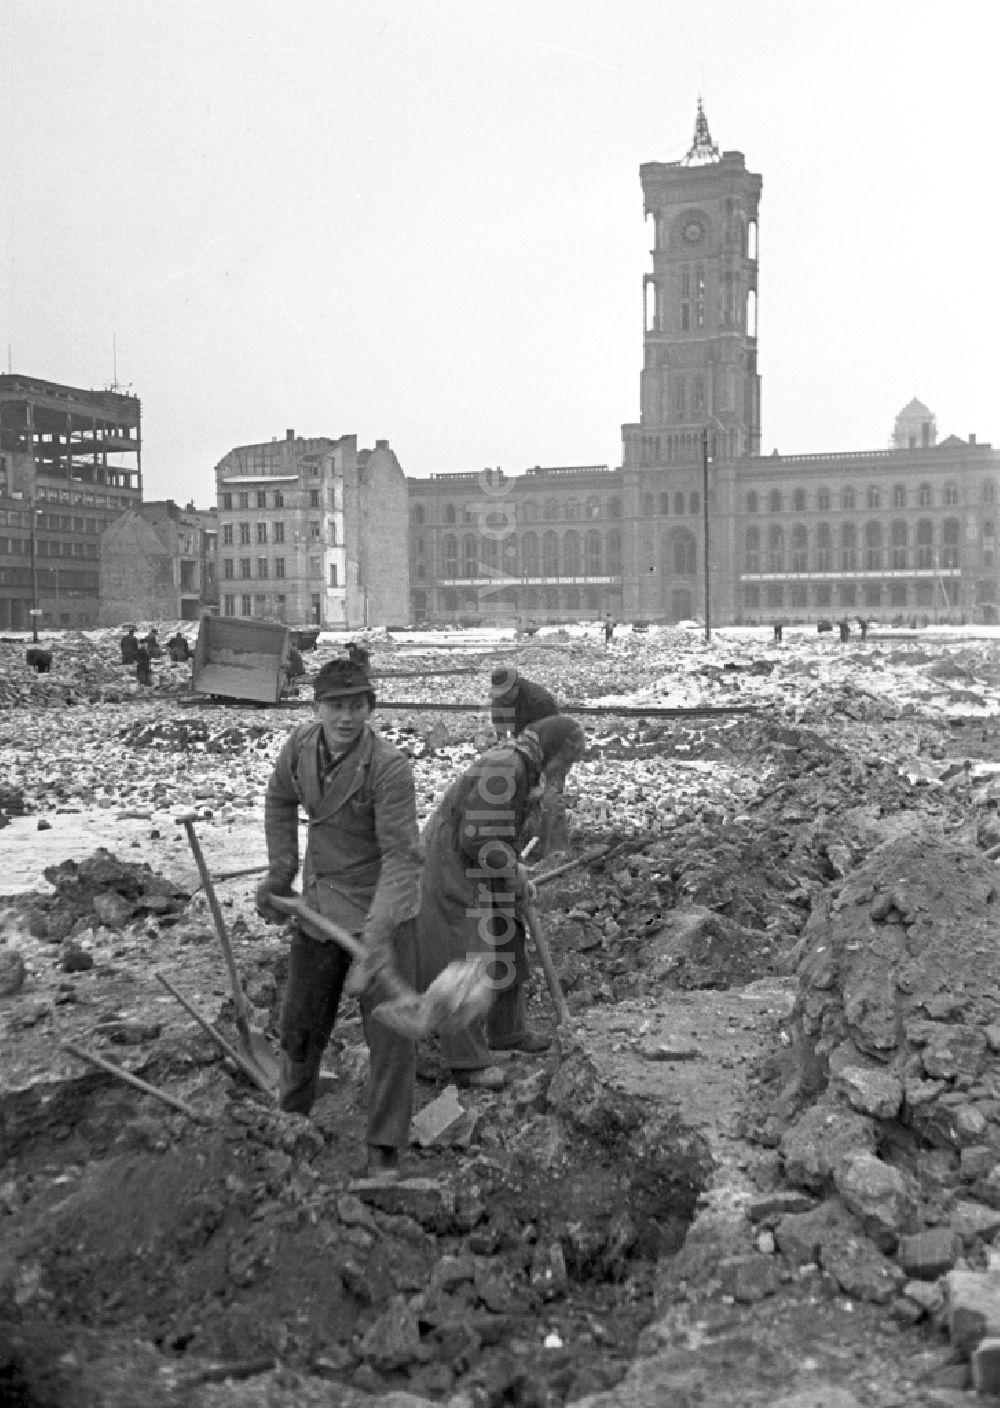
[683,97,720,166]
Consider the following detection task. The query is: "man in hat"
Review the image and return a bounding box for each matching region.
[120,625,139,665]
[255,658,422,1179]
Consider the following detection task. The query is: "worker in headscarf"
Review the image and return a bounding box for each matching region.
[416,715,586,1090]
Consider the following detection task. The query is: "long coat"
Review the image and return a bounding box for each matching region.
[264,721,422,947]
[416,738,543,990]
[492,675,559,739]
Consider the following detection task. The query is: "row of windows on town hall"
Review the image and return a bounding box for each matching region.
[431,530,624,577]
[413,497,623,526]
[220,557,340,585]
[220,521,336,546]
[742,518,983,573]
[746,483,996,514]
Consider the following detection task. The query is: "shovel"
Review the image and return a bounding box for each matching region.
[268,894,493,1042]
[175,811,280,1092]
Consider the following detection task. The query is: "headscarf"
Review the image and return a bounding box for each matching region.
[521,715,585,767]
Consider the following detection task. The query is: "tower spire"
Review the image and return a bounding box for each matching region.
[683,97,720,166]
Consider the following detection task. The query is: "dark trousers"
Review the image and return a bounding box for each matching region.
[279,919,416,1149]
[440,913,530,1070]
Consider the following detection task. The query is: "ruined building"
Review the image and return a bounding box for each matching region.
[409,101,1000,626]
[0,375,142,630]
[214,431,409,629]
[99,500,218,625]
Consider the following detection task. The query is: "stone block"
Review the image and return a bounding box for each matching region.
[717,1253,782,1303]
[972,1337,1000,1394]
[834,1153,919,1248]
[780,1103,875,1192]
[351,1177,456,1231]
[960,1145,996,1181]
[950,1199,1000,1246]
[748,1190,817,1223]
[946,1268,1000,1353]
[896,1227,960,1280]
[836,1065,902,1119]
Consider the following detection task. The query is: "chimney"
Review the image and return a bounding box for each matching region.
[375,439,389,450]
[285,428,295,441]
[970,433,977,446]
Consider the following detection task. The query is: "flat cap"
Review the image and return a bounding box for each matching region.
[313,658,374,700]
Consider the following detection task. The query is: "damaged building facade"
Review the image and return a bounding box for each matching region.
[408,103,1000,627]
[214,430,409,629]
[98,500,218,625]
[0,375,142,630]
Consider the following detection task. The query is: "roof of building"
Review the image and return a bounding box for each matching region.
[897,398,933,418]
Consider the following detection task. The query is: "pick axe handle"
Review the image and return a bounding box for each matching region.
[268,894,417,1006]
[179,817,253,1047]
[521,898,570,1026]
[155,970,275,1100]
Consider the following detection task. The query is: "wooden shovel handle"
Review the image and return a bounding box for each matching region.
[179,817,253,1045]
[267,894,417,1005]
[521,898,571,1026]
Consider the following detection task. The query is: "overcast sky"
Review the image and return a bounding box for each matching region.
[2,0,997,507]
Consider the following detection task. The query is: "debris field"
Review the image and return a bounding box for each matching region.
[5,622,1000,1406]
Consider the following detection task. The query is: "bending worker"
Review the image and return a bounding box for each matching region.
[417,715,586,1090]
[490,664,569,856]
[256,658,423,1180]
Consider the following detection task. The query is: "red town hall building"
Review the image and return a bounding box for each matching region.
[408,103,999,627]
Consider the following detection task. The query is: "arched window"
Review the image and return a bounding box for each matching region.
[674,378,686,419]
[944,482,959,507]
[793,488,806,512]
[674,491,685,515]
[891,520,908,569]
[984,482,997,505]
[566,586,580,611]
[503,537,518,573]
[585,588,600,611]
[840,523,857,570]
[462,533,477,578]
[864,521,883,570]
[817,522,832,571]
[767,524,784,572]
[792,524,808,572]
[768,489,782,514]
[522,532,539,575]
[416,564,426,580]
[841,487,855,511]
[544,498,559,521]
[746,490,758,514]
[917,519,933,568]
[867,486,880,510]
[608,497,622,519]
[817,486,831,511]
[563,530,581,575]
[893,484,907,508]
[542,531,559,575]
[443,534,458,576]
[745,525,760,573]
[674,531,697,576]
[481,537,498,570]
[606,530,622,575]
[443,589,459,612]
[413,504,425,524]
[564,498,580,521]
[444,502,457,525]
[522,500,539,523]
[584,530,602,574]
[693,375,705,416]
[690,490,700,515]
[918,483,932,508]
[643,493,654,516]
[659,492,670,515]
[586,497,601,520]
[942,518,961,568]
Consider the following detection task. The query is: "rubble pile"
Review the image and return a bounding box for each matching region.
[6,626,1000,1404]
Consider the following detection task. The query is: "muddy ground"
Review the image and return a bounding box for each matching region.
[4,625,1000,1406]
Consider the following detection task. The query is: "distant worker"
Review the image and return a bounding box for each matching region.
[141,627,163,659]
[26,647,52,674]
[773,620,784,643]
[838,618,851,643]
[490,666,567,856]
[347,641,370,670]
[857,617,869,642]
[490,666,559,741]
[604,614,615,648]
[120,626,139,665]
[166,632,191,663]
[286,645,305,679]
[135,644,153,687]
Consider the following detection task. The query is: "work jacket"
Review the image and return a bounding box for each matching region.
[416,736,543,988]
[491,676,559,739]
[264,721,422,948]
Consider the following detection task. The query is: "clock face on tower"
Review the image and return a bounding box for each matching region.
[683,219,704,245]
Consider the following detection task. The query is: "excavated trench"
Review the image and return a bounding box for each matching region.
[0,1037,712,1407]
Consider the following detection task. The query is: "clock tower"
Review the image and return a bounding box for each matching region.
[624,99,763,469]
